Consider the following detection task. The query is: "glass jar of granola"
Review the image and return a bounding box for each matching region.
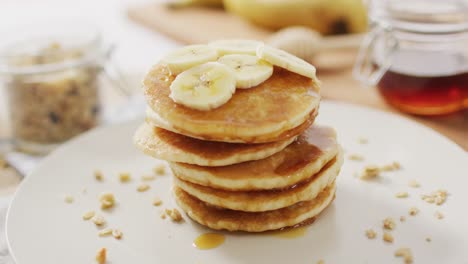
[0,23,125,154]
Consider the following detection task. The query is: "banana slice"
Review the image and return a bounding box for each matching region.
[169,62,236,111]
[256,44,318,80]
[161,45,218,75]
[218,54,273,89]
[209,39,263,55]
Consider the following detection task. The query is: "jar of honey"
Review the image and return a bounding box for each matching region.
[354,0,468,115]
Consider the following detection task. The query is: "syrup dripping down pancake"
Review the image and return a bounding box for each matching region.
[170,125,339,191]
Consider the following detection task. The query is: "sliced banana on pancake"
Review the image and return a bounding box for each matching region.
[218,54,273,89]
[257,44,317,80]
[169,62,236,111]
[209,39,263,55]
[161,44,219,75]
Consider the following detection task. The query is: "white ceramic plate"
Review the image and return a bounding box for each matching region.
[6,101,468,264]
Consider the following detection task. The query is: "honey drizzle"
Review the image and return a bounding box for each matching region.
[193,233,225,250]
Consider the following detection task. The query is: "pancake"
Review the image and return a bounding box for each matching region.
[174,182,336,232]
[136,114,315,167]
[174,149,342,212]
[144,64,321,143]
[133,123,297,167]
[134,124,296,166]
[170,125,339,191]
[146,107,318,144]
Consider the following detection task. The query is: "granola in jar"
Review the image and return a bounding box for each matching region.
[2,41,102,154]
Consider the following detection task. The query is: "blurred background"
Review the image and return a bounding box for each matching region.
[0,0,467,192]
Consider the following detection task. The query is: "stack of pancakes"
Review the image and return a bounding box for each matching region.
[134,64,343,232]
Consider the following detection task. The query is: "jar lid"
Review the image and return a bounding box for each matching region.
[0,20,103,75]
[371,0,468,34]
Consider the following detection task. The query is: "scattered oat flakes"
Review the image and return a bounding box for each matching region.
[112,229,123,239]
[171,209,182,222]
[422,196,435,204]
[98,228,113,237]
[434,211,444,219]
[408,180,420,188]
[96,247,106,264]
[94,170,104,181]
[365,229,377,239]
[400,216,406,222]
[119,173,131,183]
[92,215,106,226]
[142,175,156,181]
[421,189,448,206]
[359,161,403,181]
[99,192,115,210]
[166,208,183,222]
[348,154,364,161]
[357,137,368,144]
[383,218,396,230]
[137,183,150,192]
[83,211,96,221]
[426,237,432,242]
[317,260,325,264]
[360,165,380,180]
[64,195,74,204]
[408,207,419,216]
[160,212,167,219]
[395,192,409,198]
[435,196,445,205]
[381,161,401,172]
[153,197,163,206]
[395,247,413,264]
[383,232,394,243]
[154,164,166,175]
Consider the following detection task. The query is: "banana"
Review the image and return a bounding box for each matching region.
[161,45,219,75]
[223,0,368,35]
[169,62,236,111]
[218,54,273,89]
[267,26,321,62]
[209,39,263,55]
[256,44,317,80]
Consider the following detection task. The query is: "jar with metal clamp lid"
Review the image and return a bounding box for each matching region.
[354,0,468,115]
[0,21,129,154]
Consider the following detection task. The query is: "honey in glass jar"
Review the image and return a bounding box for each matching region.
[354,0,468,115]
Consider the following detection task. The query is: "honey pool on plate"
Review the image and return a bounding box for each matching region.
[192,226,309,250]
[193,233,226,250]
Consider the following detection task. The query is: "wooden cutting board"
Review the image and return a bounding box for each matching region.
[127,3,468,150]
[127,4,271,44]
